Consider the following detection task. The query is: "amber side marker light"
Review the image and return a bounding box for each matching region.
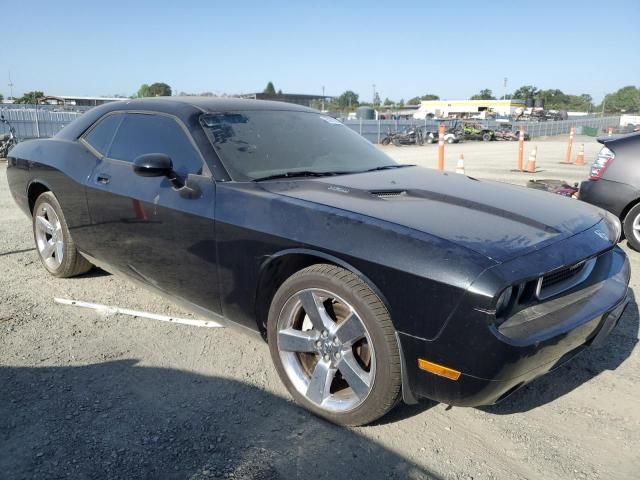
[417,359,461,381]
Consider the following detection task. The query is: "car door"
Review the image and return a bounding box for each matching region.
[83,111,221,314]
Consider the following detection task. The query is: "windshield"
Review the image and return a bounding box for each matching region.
[200,110,396,181]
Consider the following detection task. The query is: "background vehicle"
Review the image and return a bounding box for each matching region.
[6,97,629,426]
[381,126,424,146]
[462,121,495,141]
[494,125,530,141]
[579,132,640,250]
[425,123,463,144]
[0,113,18,158]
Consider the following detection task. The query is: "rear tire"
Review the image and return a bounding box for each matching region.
[32,192,92,278]
[482,132,493,141]
[623,204,640,251]
[267,264,402,426]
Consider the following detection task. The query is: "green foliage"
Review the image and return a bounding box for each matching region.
[511,85,539,100]
[137,83,171,97]
[14,91,45,104]
[335,90,359,109]
[383,97,393,106]
[470,89,495,100]
[148,82,172,96]
[601,86,640,113]
[137,84,151,97]
[398,98,405,108]
[420,94,439,101]
[373,92,381,107]
[0,93,3,102]
[263,82,276,95]
[407,97,421,105]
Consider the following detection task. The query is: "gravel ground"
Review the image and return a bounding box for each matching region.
[1,157,639,480]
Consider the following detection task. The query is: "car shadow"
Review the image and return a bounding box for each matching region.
[481,291,639,415]
[0,360,441,480]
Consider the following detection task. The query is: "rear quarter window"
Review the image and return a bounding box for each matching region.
[83,114,123,156]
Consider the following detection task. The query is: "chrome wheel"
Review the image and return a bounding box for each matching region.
[633,214,640,243]
[276,288,375,412]
[34,202,64,270]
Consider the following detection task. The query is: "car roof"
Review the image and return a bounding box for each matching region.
[114,96,318,114]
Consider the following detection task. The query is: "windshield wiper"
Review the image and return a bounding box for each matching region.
[364,164,415,172]
[252,170,352,182]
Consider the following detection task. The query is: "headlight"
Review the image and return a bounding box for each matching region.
[608,214,622,243]
[495,286,514,318]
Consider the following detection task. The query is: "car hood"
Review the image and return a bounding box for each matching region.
[259,167,609,263]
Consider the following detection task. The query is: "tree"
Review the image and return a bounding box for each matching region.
[420,94,439,101]
[407,96,421,105]
[137,84,151,97]
[398,98,405,108]
[470,89,495,100]
[263,82,276,95]
[373,92,381,107]
[511,85,539,100]
[336,90,359,109]
[383,97,393,106]
[0,93,3,103]
[601,86,640,113]
[148,82,172,96]
[15,91,45,104]
[277,89,283,95]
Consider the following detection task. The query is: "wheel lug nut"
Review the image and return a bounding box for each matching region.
[321,331,328,338]
[315,340,322,347]
[335,352,341,359]
[323,354,330,362]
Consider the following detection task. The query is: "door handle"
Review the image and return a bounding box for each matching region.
[96,174,111,185]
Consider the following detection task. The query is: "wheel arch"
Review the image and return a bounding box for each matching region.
[253,248,392,338]
[620,196,640,223]
[27,179,53,214]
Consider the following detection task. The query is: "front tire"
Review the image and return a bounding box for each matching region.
[623,203,640,251]
[267,264,402,426]
[32,192,92,278]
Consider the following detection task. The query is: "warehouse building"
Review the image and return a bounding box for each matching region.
[414,99,526,119]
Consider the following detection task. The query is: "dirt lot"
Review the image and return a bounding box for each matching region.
[1,155,639,480]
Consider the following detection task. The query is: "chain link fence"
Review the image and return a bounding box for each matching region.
[344,115,621,144]
[0,103,621,144]
[0,106,85,139]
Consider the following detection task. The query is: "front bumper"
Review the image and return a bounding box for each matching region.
[399,245,630,407]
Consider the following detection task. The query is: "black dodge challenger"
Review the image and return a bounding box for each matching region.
[6,98,630,426]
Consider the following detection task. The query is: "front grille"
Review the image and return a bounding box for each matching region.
[541,262,585,289]
[536,258,597,300]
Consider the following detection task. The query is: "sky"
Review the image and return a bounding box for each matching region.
[2,0,639,103]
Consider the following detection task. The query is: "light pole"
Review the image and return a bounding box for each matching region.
[503,77,508,100]
[372,84,376,107]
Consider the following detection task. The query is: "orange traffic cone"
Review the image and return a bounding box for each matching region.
[608,127,613,136]
[455,154,465,174]
[525,146,537,173]
[575,144,585,166]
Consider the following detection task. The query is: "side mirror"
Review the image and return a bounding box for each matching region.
[133,153,174,178]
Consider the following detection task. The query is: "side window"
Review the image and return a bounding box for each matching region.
[83,114,123,156]
[107,113,204,175]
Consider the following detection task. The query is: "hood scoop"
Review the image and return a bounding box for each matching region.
[370,189,408,199]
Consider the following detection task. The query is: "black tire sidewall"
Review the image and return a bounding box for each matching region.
[32,192,86,277]
[624,205,640,251]
[267,266,400,426]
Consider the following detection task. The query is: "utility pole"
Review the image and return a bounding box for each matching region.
[503,77,508,100]
[321,85,325,112]
[8,71,14,99]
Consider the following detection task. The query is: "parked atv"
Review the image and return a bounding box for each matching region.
[494,125,530,141]
[381,126,424,146]
[462,122,495,141]
[425,128,462,144]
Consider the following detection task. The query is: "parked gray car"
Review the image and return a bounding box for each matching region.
[579,132,640,250]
